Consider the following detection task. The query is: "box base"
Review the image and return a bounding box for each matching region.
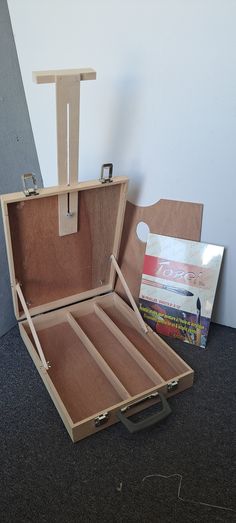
[19,292,194,442]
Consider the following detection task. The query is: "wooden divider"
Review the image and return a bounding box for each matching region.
[66,312,130,400]
[93,303,164,385]
[112,293,190,377]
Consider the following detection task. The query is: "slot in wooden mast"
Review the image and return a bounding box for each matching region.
[33,68,96,236]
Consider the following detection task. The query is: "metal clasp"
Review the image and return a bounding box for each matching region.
[94,412,109,427]
[22,173,39,197]
[99,163,113,183]
[167,380,179,392]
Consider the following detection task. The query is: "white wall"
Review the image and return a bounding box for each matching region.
[8,0,236,327]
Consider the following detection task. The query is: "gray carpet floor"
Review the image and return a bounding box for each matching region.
[1,323,236,522]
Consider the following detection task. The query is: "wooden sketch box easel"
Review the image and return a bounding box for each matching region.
[1,69,194,442]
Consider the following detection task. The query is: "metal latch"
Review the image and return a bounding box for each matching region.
[22,173,39,196]
[99,163,113,183]
[94,412,110,427]
[167,380,179,392]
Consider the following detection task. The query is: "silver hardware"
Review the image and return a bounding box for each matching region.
[167,380,179,392]
[40,361,51,370]
[94,412,109,427]
[22,173,39,197]
[99,163,113,183]
[120,392,159,413]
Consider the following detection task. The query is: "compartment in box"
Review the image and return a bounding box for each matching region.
[24,321,125,423]
[95,293,189,381]
[71,311,162,395]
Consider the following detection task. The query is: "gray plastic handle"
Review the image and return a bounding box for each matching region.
[116,392,171,433]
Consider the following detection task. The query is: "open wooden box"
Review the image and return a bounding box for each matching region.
[1,68,193,442]
[1,178,193,442]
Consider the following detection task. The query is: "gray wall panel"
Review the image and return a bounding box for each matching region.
[0,0,43,336]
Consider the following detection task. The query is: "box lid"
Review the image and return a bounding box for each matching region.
[2,177,128,321]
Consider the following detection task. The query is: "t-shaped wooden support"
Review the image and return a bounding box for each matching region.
[33,68,96,235]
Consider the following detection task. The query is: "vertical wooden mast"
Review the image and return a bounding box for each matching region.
[33,68,96,236]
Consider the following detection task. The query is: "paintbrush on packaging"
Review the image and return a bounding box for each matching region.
[195,297,202,345]
[141,279,194,297]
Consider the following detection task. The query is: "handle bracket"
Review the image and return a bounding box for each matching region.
[116,392,171,433]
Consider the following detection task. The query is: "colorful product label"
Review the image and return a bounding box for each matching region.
[139,234,224,348]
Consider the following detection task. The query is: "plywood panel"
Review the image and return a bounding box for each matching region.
[74,312,156,395]
[30,322,123,423]
[8,183,121,312]
[100,301,187,380]
[116,199,203,303]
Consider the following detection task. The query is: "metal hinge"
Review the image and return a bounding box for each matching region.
[22,173,39,196]
[99,163,113,184]
[94,412,110,427]
[167,380,179,392]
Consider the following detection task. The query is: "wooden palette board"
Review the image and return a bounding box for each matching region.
[116,199,203,302]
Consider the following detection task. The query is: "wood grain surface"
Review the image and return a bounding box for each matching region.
[100,301,187,380]
[75,312,156,395]
[35,322,122,423]
[8,183,121,312]
[21,290,194,437]
[116,199,203,303]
